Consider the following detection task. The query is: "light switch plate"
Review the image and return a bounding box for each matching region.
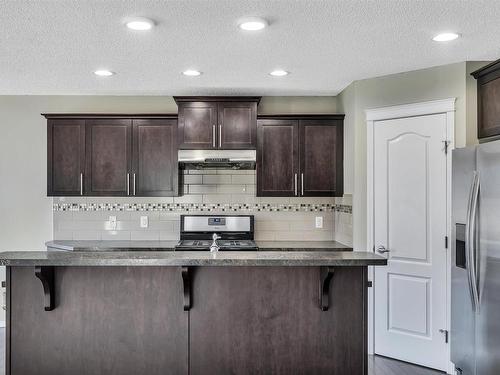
[109,216,117,230]
[140,216,149,228]
[315,216,323,229]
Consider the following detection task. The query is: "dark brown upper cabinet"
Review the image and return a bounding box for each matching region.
[472,59,500,140]
[218,101,257,149]
[85,119,133,196]
[47,119,86,196]
[257,119,299,196]
[44,114,179,197]
[174,97,260,150]
[177,101,217,149]
[132,119,178,196]
[257,115,344,197]
[300,119,343,196]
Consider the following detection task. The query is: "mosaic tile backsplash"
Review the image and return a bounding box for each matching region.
[53,170,353,245]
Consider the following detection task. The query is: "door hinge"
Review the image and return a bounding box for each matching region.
[443,140,451,154]
[445,236,449,249]
[439,329,449,343]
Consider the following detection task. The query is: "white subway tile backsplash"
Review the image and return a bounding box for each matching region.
[73,231,101,240]
[54,230,73,240]
[231,175,255,184]
[188,185,218,194]
[159,231,179,241]
[173,195,203,203]
[128,211,160,221]
[202,194,232,204]
[230,194,259,204]
[217,185,247,194]
[216,169,253,175]
[182,174,203,184]
[130,231,160,241]
[254,231,276,241]
[101,231,131,241]
[255,220,290,231]
[159,212,181,221]
[274,230,334,241]
[203,175,231,184]
[188,169,216,175]
[53,170,352,246]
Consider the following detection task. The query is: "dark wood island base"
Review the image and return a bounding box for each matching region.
[1,251,386,375]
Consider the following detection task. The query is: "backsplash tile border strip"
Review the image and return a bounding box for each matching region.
[53,203,352,214]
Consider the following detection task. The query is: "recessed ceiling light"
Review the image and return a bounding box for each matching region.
[182,70,202,76]
[238,17,268,31]
[432,32,460,42]
[269,70,289,77]
[94,70,115,77]
[125,17,155,31]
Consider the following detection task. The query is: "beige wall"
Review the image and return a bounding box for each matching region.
[259,96,337,114]
[337,61,489,251]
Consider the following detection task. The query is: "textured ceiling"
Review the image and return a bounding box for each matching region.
[1,0,499,95]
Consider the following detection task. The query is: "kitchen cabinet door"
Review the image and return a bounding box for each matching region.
[257,119,299,196]
[85,119,132,196]
[9,266,189,375]
[189,267,367,375]
[299,119,343,197]
[178,101,217,149]
[132,119,178,196]
[47,119,85,196]
[218,101,257,149]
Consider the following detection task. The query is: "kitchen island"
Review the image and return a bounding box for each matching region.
[0,249,386,375]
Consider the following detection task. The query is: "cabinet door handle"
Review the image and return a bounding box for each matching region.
[212,125,216,147]
[127,173,130,196]
[80,173,84,196]
[301,173,304,196]
[294,173,298,196]
[219,124,222,148]
[133,173,136,196]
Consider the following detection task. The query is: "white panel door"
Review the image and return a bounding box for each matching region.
[374,114,448,371]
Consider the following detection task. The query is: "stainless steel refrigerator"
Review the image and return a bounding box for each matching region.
[452,141,500,375]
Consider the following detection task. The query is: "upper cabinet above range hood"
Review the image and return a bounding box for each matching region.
[178,150,256,170]
[175,96,260,150]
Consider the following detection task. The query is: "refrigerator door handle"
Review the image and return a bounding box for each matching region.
[465,171,478,312]
[470,171,481,312]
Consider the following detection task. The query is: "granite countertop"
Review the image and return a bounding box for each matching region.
[0,251,386,267]
[45,240,351,252]
[45,240,179,251]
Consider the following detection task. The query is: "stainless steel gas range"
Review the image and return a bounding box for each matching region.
[175,215,258,251]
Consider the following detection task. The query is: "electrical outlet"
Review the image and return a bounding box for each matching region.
[140,216,149,228]
[315,216,323,229]
[109,216,117,230]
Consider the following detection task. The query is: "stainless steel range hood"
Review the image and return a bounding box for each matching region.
[178,150,256,170]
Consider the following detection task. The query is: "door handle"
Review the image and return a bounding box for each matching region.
[127,173,130,196]
[80,173,84,196]
[294,173,298,196]
[212,125,216,148]
[376,245,390,254]
[301,173,304,196]
[465,171,480,312]
[133,173,136,196]
[219,124,222,148]
[469,172,480,312]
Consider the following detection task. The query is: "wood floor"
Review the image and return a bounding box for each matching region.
[0,328,444,375]
[368,355,445,375]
